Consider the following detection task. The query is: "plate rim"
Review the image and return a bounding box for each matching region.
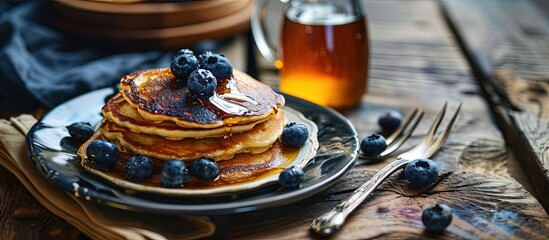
[25,89,359,215]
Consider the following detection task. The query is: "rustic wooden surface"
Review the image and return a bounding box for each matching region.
[225,170,549,239]
[0,167,80,240]
[1,0,549,239]
[220,0,549,238]
[440,0,549,212]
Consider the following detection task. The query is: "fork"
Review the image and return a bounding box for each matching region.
[359,108,424,160]
[311,102,461,236]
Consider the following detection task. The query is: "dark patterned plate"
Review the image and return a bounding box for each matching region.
[25,88,358,215]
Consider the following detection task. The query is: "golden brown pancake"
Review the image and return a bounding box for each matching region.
[120,68,285,129]
[77,64,311,192]
[78,132,296,188]
[100,111,287,161]
[103,93,271,140]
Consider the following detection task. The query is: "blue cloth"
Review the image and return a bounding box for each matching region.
[0,1,172,110]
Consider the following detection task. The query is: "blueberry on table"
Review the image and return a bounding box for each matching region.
[67,122,94,142]
[125,155,153,181]
[422,204,452,231]
[190,157,219,181]
[378,110,403,131]
[175,48,194,57]
[404,158,439,186]
[199,53,233,79]
[360,134,387,157]
[86,140,119,170]
[282,123,309,147]
[187,69,218,99]
[160,159,190,188]
[278,166,305,191]
[170,54,199,81]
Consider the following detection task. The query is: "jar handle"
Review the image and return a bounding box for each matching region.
[251,0,279,63]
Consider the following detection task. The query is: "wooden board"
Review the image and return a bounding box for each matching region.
[440,0,549,212]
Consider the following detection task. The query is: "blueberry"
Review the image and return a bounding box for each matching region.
[404,158,439,186]
[199,53,233,79]
[125,155,153,181]
[190,157,219,181]
[86,140,119,170]
[378,111,403,131]
[175,48,194,58]
[422,204,452,231]
[282,123,309,147]
[278,166,305,191]
[187,69,217,99]
[104,94,114,103]
[67,122,94,142]
[160,159,190,188]
[170,54,199,81]
[197,51,213,63]
[60,137,82,153]
[360,134,387,157]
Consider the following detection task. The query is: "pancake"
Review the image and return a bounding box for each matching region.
[120,68,285,129]
[100,110,287,161]
[212,142,294,185]
[78,132,296,188]
[103,93,271,140]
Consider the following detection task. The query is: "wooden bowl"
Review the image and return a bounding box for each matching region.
[50,0,251,29]
[48,0,254,50]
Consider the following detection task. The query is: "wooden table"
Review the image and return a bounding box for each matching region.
[1,0,548,239]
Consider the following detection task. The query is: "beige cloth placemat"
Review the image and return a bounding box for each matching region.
[0,114,215,240]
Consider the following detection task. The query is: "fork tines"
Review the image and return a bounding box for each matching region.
[380,108,424,157]
[397,102,462,161]
[360,108,424,160]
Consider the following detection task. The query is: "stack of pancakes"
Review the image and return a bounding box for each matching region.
[79,68,292,187]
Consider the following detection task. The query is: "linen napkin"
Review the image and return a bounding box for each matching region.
[0,114,215,240]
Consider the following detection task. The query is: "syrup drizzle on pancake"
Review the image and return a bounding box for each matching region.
[120,69,284,128]
[103,93,270,140]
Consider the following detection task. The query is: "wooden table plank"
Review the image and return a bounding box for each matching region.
[226,170,549,239]
[440,0,549,212]
[0,166,80,239]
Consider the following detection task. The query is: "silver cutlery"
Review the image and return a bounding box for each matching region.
[359,108,424,160]
[311,102,461,236]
